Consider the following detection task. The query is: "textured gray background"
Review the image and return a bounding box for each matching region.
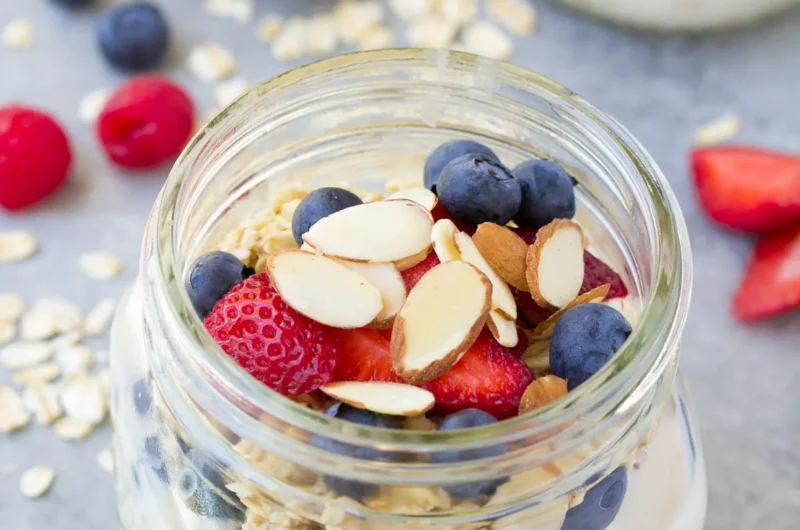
[1,1,800,529]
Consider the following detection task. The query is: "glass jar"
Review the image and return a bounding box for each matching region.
[109,49,704,530]
[556,0,799,31]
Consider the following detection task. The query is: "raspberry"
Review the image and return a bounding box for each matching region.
[0,105,72,211]
[204,273,340,396]
[96,75,194,169]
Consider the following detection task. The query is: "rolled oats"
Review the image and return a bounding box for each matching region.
[96,448,114,473]
[19,308,57,341]
[0,320,14,345]
[56,345,94,374]
[257,15,284,43]
[60,375,107,425]
[84,298,116,336]
[0,293,25,320]
[12,363,62,385]
[204,0,254,23]
[0,231,37,263]
[271,18,307,62]
[462,21,514,60]
[366,486,452,513]
[2,18,34,49]
[695,113,741,146]
[49,330,84,350]
[306,15,339,55]
[355,25,395,51]
[19,466,55,498]
[334,0,386,45]
[0,342,54,370]
[79,251,124,280]
[78,89,110,124]
[214,77,250,108]
[23,384,63,425]
[407,18,459,48]
[31,299,83,334]
[53,416,94,441]
[0,386,30,432]
[187,43,236,82]
[487,0,538,35]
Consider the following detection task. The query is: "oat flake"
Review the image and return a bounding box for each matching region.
[19,308,57,341]
[695,113,741,146]
[0,231,37,263]
[487,0,538,35]
[78,89,110,124]
[0,320,15,345]
[96,448,114,473]
[355,25,395,51]
[79,251,123,280]
[204,0,254,23]
[84,299,116,336]
[187,43,236,82]
[0,342,54,370]
[12,363,62,385]
[31,299,83,334]
[23,384,62,425]
[214,77,250,108]
[2,18,34,48]
[60,375,106,424]
[407,17,459,48]
[56,345,94,374]
[256,14,283,43]
[20,466,55,498]
[53,416,94,441]
[0,293,25,320]
[49,330,84,350]
[462,21,514,60]
[0,386,30,433]
[334,0,385,45]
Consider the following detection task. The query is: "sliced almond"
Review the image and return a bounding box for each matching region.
[526,219,585,309]
[336,260,407,328]
[431,219,461,263]
[531,284,610,340]
[266,250,382,328]
[453,230,517,320]
[320,382,435,417]
[386,188,438,211]
[519,375,568,414]
[303,200,433,264]
[20,466,55,498]
[393,246,430,271]
[391,261,491,384]
[472,223,529,291]
[486,310,518,347]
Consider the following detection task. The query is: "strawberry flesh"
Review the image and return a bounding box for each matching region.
[733,224,800,321]
[582,251,628,300]
[692,146,800,233]
[400,250,440,291]
[331,328,402,383]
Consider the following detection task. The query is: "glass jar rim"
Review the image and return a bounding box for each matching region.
[150,48,693,450]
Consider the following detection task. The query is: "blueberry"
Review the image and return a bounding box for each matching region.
[180,468,245,522]
[424,140,499,192]
[186,251,254,319]
[437,154,522,226]
[313,403,401,500]
[132,378,152,416]
[291,187,363,245]
[429,409,508,500]
[550,304,632,391]
[51,0,94,7]
[561,467,627,530]
[98,2,170,72]
[512,159,576,229]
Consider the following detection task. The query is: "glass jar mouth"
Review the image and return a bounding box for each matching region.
[151,48,692,450]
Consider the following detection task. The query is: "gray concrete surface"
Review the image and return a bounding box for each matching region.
[1,1,799,529]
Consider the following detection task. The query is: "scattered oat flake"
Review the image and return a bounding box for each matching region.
[19,309,56,341]
[256,14,283,42]
[271,18,307,61]
[0,231,37,263]
[12,363,61,385]
[77,89,110,124]
[407,18,458,48]
[0,320,15,345]
[0,342,54,370]
[487,0,537,35]
[23,384,63,425]
[20,466,55,498]
[439,0,478,27]
[80,251,123,280]
[695,113,741,146]
[50,330,84,350]
[356,25,395,50]
[96,448,114,473]
[187,43,236,82]
[84,299,116,336]
[0,386,30,432]
[462,21,514,60]
[56,345,93,374]
[204,0,254,22]
[28,299,83,335]
[388,0,432,21]
[334,0,386,45]
[0,293,25,320]
[306,15,339,55]
[61,375,106,425]
[53,416,94,440]
[2,18,34,48]
[214,77,250,108]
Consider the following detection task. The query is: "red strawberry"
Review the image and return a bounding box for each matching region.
[514,227,538,245]
[513,286,555,326]
[423,330,534,419]
[692,146,800,233]
[331,328,402,383]
[582,251,628,300]
[204,273,340,396]
[431,202,477,235]
[400,250,440,290]
[733,224,800,321]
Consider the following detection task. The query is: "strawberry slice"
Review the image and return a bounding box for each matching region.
[692,146,800,233]
[423,330,533,419]
[431,202,477,235]
[733,224,800,321]
[582,251,628,300]
[400,250,440,290]
[331,328,403,383]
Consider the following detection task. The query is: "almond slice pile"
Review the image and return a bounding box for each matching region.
[453,231,517,321]
[386,187,438,211]
[303,200,433,265]
[531,284,610,339]
[320,381,435,416]
[392,261,491,384]
[487,311,518,348]
[472,223,529,292]
[266,250,383,328]
[526,219,586,308]
[431,219,461,263]
[336,260,407,329]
